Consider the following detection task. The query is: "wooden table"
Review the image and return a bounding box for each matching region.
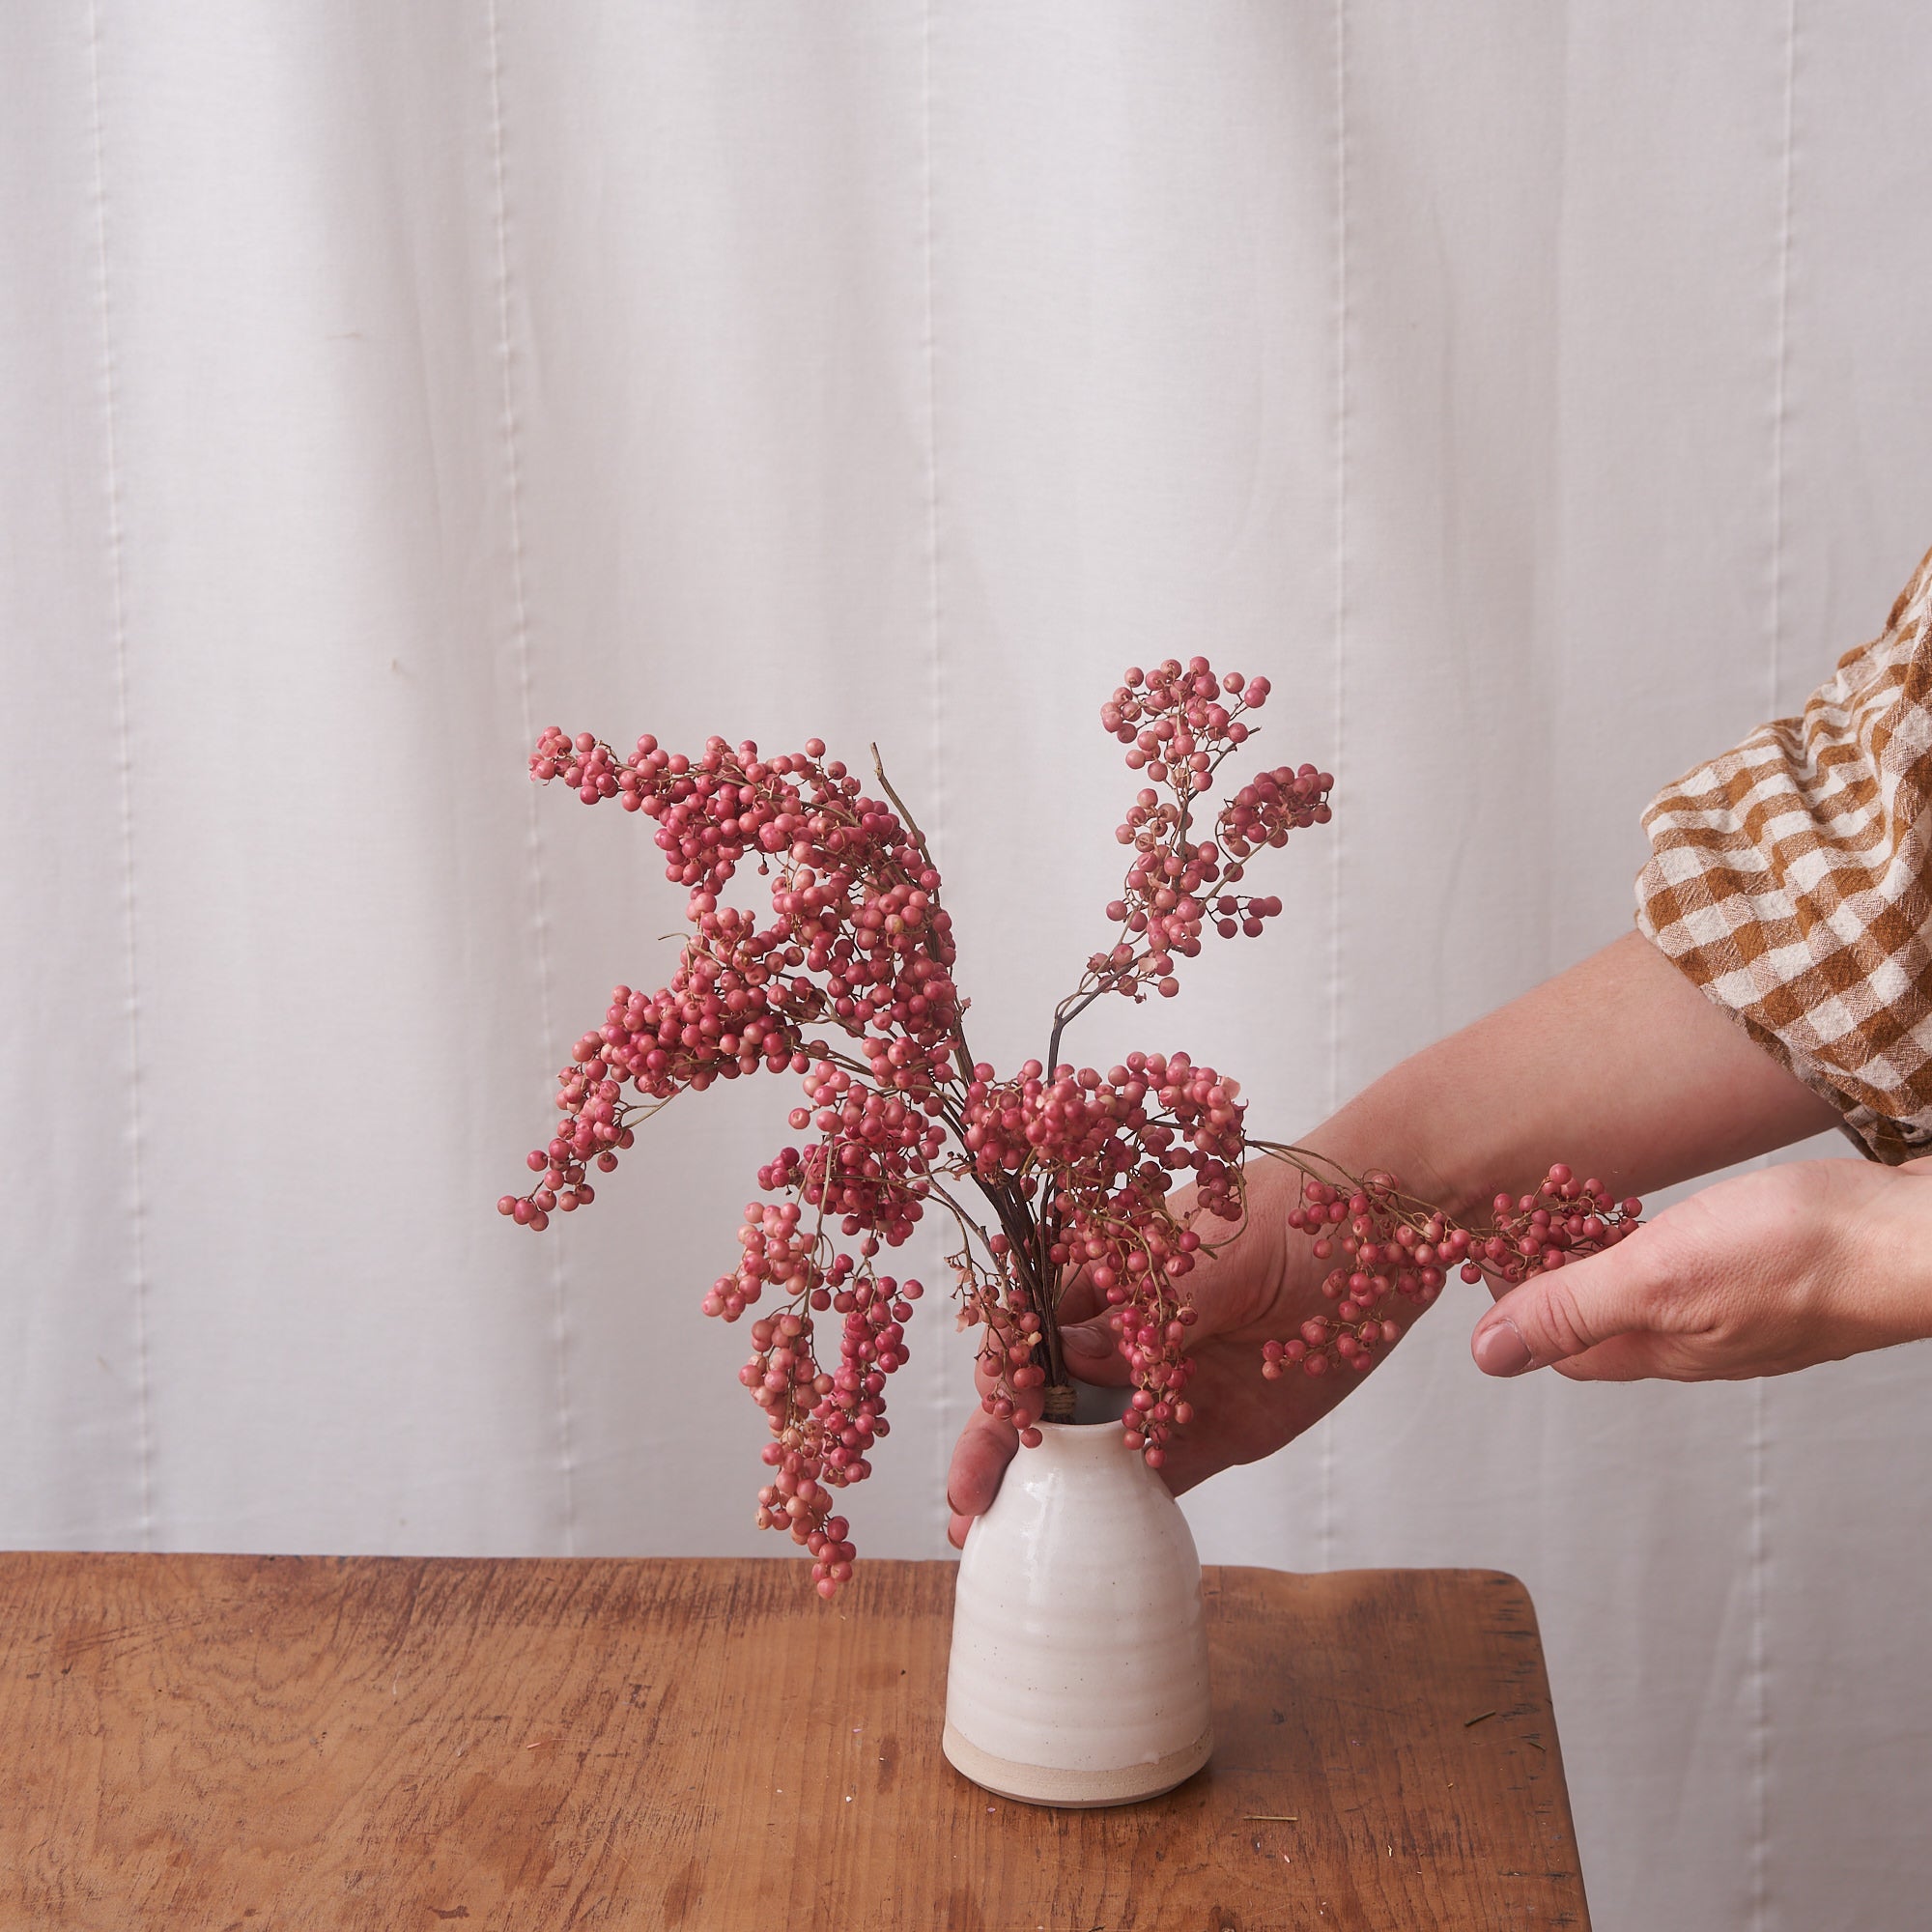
[0,1555,1588,1929]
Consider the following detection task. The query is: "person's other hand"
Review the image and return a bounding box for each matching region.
[1470,1154,1932,1382]
[945,1161,1400,1548]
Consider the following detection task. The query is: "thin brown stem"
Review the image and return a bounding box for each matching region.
[868,741,928,849]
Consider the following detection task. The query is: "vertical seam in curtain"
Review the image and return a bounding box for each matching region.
[1321,0,1350,1574]
[487,0,577,1554]
[1768,1,1798,721]
[87,0,154,1550]
[1753,4,1800,1922]
[919,0,949,1533]
[1749,1387,1771,1929]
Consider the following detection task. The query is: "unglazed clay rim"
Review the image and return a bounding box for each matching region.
[941,1719,1213,1809]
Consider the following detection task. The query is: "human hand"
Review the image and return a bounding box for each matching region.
[1470,1154,1932,1382]
[944,1160,1405,1547]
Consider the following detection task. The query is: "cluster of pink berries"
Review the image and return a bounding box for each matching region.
[1088,665,1331,1001]
[1260,1160,1643,1378]
[1218,764,1334,862]
[950,1051,1248,1464]
[776,1061,946,1239]
[501,729,963,1234]
[952,1056,1237,1207]
[1473,1166,1644,1280]
[507,727,978,1591]
[737,1248,922,1596]
[502,664,1640,1599]
[1102,660,1265,782]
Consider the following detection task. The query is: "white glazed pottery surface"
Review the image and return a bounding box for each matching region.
[943,1420,1212,1806]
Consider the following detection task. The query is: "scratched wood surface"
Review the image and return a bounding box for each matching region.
[0,1556,1587,1930]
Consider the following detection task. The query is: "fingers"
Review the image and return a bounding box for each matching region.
[946,1406,1017,1548]
[1053,1266,1107,1329]
[1471,1233,1660,1378]
[1060,1319,1130,1385]
[948,1320,1130,1548]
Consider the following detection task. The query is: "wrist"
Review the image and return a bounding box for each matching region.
[1302,1077,1488,1227]
[1865,1159,1932,1347]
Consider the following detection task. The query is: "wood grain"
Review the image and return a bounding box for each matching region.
[0,1556,1588,1930]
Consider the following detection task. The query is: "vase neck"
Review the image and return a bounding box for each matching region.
[1029,1420,1137,1465]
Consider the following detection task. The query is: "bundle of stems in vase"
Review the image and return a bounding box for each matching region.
[502,660,1641,1596]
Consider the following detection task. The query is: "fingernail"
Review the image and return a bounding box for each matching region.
[1062,1323,1112,1359]
[1474,1317,1534,1378]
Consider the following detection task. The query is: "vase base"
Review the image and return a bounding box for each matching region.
[941,1719,1212,1808]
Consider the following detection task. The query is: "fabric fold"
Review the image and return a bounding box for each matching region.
[1637,546,1932,1162]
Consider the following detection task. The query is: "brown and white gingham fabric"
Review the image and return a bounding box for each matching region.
[1635,545,1932,1163]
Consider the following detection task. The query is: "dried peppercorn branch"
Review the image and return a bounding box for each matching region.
[502,660,1641,1597]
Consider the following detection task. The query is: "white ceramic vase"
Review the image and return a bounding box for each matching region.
[942,1419,1213,1806]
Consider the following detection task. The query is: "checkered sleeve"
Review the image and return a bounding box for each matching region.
[1635,546,1932,1163]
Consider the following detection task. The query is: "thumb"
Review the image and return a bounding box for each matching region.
[1060,1318,1131,1385]
[1471,1237,1655,1377]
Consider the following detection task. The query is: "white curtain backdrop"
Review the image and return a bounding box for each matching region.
[5,5,1929,1925]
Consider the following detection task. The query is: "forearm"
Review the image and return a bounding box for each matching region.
[1303,931,1842,1220]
